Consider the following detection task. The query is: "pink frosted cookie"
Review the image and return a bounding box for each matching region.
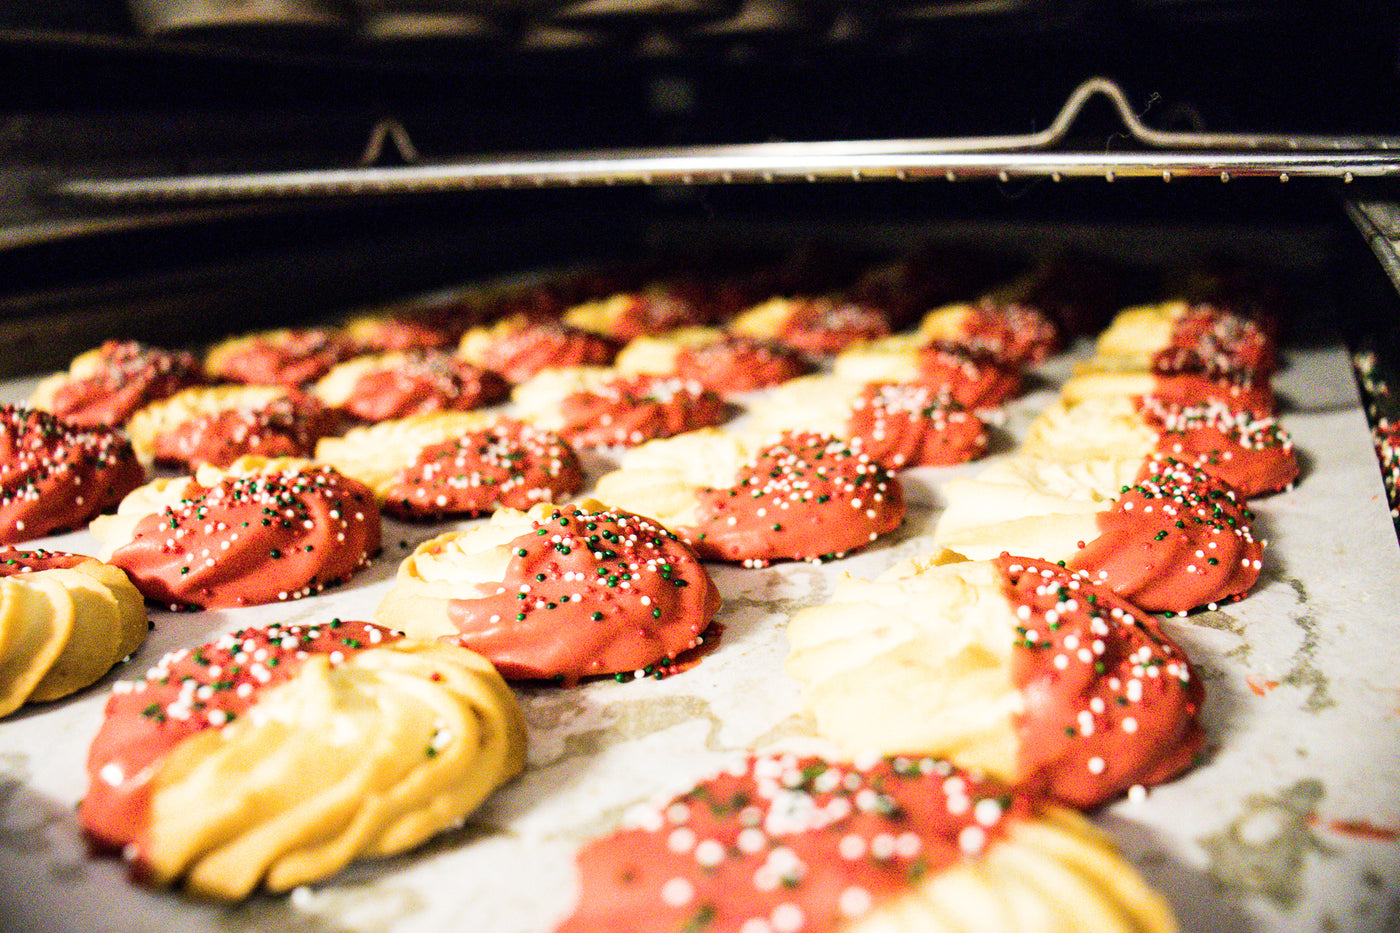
[376,499,721,684]
[81,619,524,900]
[317,413,584,519]
[30,340,203,427]
[594,429,905,566]
[513,368,728,448]
[935,454,1263,613]
[1023,393,1297,498]
[205,328,356,387]
[313,350,509,422]
[92,456,380,609]
[458,316,620,384]
[0,405,145,545]
[126,385,336,470]
[555,752,1175,933]
[787,551,1204,808]
[749,375,987,470]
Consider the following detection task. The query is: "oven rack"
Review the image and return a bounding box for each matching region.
[53,78,1400,203]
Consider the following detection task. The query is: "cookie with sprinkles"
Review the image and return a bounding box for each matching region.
[316,412,584,519]
[29,340,203,428]
[458,316,621,385]
[729,296,892,357]
[512,367,729,448]
[554,752,1176,933]
[616,327,813,394]
[0,404,145,545]
[913,297,1063,365]
[1083,299,1277,382]
[375,499,720,684]
[592,429,905,565]
[205,327,357,387]
[126,385,337,470]
[562,289,716,341]
[934,454,1263,613]
[748,375,988,470]
[1061,369,1276,418]
[312,350,509,423]
[786,551,1204,808]
[81,619,525,900]
[833,342,1023,410]
[1022,393,1298,498]
[0,548,147,717]
[91,456,380,609]
[340,311,458,353]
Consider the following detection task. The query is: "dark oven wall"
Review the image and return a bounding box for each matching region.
[0,0,1398,373]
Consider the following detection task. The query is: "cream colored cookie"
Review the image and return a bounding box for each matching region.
[745,373,863,440]
[1021,394,1158,463]
[785,552,1022,776]
[831,333,927,383]
[1080,300,1187,373]
[126,384,291,464]
[82,622,525,900]
[0,551,147,716]
[590,428,757,531]
[932,455,1140,561]
[862,805,1178,933]
[375,507,541,640]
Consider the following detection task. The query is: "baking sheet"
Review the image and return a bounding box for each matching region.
[0,333,1398,933]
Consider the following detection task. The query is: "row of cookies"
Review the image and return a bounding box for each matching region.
[644,296,1296,931]
[1,255,1278,929]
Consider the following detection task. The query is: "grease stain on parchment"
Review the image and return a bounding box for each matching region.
[225,883,424,933]
[0,753,61,856]
[1199,779,1333,909]
[1281,578,1335,712]
[525,694,725,768]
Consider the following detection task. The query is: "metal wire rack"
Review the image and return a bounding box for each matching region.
[54,77,1400,203]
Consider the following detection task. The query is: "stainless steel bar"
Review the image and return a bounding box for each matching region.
[54,150,1400,202]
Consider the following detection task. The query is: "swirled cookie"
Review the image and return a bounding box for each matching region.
[0,405,145,545]
[126,385,336,470]
[786,551,1203,807]
[616,328,812,394]
[30,340,203,427]
[748,375,987,470]
[592,430,905,565]
[512,367,728,448]
[1022,394,1298,498]
[458,316,621,384]
[554,752,1176,933]
[1085,300,1276,382]
[81,619,525,900]
[563,290,714,341]
[341,311,457,353]
[834,343,1022,409]
[312,350,509,422]
[729,297,891,356]
[205,328,356,387]
[92,456,380,609]
[933,454,1263,613]
[1060,370,1276,417]
[375,499,721,684]
[316,413,583,519]
[915,298,1062,365]
[0,549,147,716]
